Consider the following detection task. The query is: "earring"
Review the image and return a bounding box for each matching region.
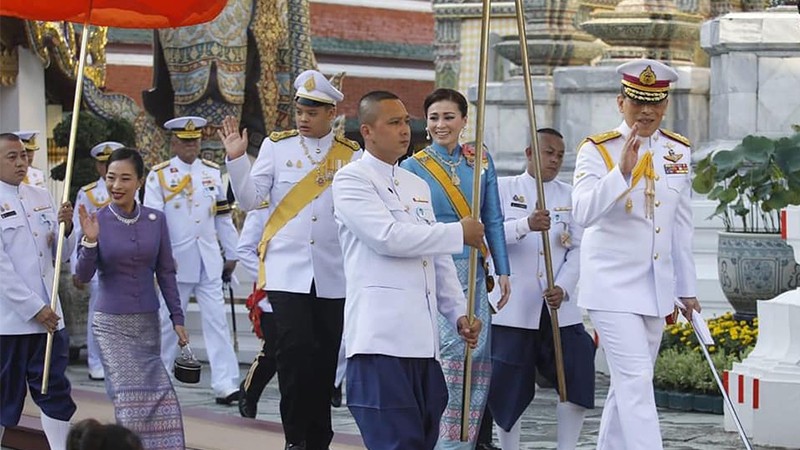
[426,129,431,140]
[459,128,466,139]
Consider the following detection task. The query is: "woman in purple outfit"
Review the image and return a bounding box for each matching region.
[76,148,189,449]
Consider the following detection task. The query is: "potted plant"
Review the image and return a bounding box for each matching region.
[654,313,757,414]
[692,132,800,320]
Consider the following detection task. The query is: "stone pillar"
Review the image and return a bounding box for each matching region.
[467,77,558,177]
[724,282,800,448]
[433,16,462,89]
[700,8,800,146]
[0,46,48,167]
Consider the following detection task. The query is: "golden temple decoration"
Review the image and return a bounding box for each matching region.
[24,21,107,88]
[0,45,18,86]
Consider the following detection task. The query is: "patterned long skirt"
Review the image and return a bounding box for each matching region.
[93,312,185,449]
[436,258,492,449]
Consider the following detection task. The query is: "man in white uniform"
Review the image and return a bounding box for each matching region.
[572,59,701,449]
[332,90,483,449]
[487,129,594,450]
[220,70,361,450]
[0,132,76,450]
[71,141,124,380]
[235,204,278,418]
[144,116,241,405]
[14,131,47,188]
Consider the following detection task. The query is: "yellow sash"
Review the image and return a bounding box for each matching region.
[86,189,110,208]
[256,141,353,289]
[593,144,656,217]
[157,170,192,202]
[412,150,489,259]
[593,144,654,189]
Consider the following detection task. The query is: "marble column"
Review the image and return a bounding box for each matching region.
[700,7,800,146]
[0,46,48,170]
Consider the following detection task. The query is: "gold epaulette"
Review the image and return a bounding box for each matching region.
[201,159,220,169]
[151,161,170,171]
[335,135,360,151]
[660,129,691,147]
[585,130,622,145]
[269,129,300,142]
[81,181,98,192]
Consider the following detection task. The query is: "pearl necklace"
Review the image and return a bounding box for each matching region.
[108,203,140,225]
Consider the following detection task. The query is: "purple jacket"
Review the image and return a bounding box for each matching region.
[76,204,184,326]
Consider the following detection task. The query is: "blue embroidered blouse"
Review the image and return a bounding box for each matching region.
[401,142,510,276]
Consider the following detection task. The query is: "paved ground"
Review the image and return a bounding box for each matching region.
[48,360,774,450]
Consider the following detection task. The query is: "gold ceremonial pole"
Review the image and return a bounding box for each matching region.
[512,0,567,402]
[461,0,493,441]
[41,18,91,395]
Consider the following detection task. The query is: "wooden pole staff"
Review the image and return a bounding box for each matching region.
[512,0,568,402]
[461,0,493,441]
[42,18,91,395]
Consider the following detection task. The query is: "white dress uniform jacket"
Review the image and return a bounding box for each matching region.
[332,152,467,360]
[144,156,238,283]
[24,166,46,189]
[71,177,108,274]
[491,173,583,329]
[0,182,75,334]
[572,121,697,318]
[237,207,273,313]
[227,130,362,298]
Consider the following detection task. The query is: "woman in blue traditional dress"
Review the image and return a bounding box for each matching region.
[401,88,511,448]
[76,148,189,449]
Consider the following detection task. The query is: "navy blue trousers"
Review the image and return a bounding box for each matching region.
[347,354,448,450]
[1,330,76,426]
[488,310,596,431]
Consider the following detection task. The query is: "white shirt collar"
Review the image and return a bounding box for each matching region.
[0,180,20,195]
[301,130,335,151]
[521,170,557,191]
[616,120,658,151]
[361,150,398,180]
[172,156,197,171]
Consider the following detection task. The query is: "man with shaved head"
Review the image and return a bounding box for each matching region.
[332,91,483,449]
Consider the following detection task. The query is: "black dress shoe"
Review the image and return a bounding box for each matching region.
[238,382,256,418]
[331,384,342,408]
[476,443,502,450]
[215,389,240,405]
[284,442,306,450]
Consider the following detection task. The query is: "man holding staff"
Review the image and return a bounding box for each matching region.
[487,128,594,450]
[0,132,76,450]
[332,90,483,449]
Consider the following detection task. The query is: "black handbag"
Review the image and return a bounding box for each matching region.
[173,345,201,384]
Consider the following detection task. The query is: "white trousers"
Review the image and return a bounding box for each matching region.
[334,337,347,388]
[86,279,103,376]
[159,265,239,397]
[589,310,663,450]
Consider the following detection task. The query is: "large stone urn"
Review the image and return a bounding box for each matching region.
[717,232,800,320]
